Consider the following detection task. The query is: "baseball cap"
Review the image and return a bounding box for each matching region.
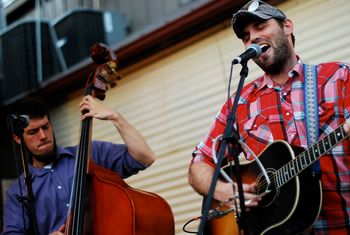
[232,0,286,39]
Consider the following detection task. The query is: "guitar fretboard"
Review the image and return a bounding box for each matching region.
[275,125,347,188]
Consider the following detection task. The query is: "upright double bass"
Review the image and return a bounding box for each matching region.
[65,44,175,234]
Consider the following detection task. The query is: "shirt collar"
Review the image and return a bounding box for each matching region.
[29,146,75,177]
[290,57,304,82]
[253,57,303,91]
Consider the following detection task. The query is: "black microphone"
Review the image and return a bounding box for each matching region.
[10,114,30,128]
[232,44,262,64]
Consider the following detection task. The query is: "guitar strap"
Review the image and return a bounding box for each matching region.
[303,63,320,175]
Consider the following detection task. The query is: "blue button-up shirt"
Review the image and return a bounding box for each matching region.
[2,140,146,235]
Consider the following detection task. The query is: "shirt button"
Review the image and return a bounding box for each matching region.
[66,203,70,207]
[57,185,62,190]
[286,112,290,116]
[288,71,296,78]
[51,169,54,172]
[253,124,257,128]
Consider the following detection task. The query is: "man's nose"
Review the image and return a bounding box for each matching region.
[250,32,261,45]
[38,128,47,139]
[245,28,261,45]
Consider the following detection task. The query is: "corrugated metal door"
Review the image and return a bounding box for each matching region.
[50,0,350,234]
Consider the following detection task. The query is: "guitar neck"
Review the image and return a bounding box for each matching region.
[276,124,347,188]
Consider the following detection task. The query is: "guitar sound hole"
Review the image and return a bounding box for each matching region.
[256,169,277,208]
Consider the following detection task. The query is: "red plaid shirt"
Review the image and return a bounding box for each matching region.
[193,60,350,233]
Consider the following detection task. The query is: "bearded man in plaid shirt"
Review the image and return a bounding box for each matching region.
[188,1,350,234]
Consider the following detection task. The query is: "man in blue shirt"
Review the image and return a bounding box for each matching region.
[2,95,156,235]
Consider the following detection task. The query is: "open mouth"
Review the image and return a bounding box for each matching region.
[260,44,270,53]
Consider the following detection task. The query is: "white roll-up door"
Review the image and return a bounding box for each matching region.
[50,0,350,233]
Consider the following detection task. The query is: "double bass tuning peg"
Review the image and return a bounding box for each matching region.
[96,61,120,88]
[106,61,121,86]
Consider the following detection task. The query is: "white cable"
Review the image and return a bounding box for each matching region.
[212,134,235,185]
[212,134,271,195]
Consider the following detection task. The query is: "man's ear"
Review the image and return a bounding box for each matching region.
[284,19,294,36]
[13,134,20,144]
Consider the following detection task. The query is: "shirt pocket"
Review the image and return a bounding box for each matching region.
[319,102,341,125]
[241,114,271,143]
[319,102,345,138]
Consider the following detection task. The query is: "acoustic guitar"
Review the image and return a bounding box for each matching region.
[206,123,349,234]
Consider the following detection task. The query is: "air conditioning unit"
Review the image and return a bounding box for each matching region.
[53,8,127,68]
[0,19,65,102]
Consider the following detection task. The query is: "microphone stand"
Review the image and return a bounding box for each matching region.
[197,61,250,235]
[11,115,39,235]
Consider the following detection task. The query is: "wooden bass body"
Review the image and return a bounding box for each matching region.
[86,161,175,234]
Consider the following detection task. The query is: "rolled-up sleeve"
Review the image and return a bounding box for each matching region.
[90,140,147,178]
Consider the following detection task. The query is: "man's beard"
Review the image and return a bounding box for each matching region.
[31,144,58,165]
[255,28,293,75]
[27,135,58,166]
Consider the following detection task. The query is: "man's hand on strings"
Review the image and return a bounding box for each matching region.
[79,95,117,121]
[215,181,261,212]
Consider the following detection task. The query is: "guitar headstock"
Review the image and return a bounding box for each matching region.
[85,43,121,100]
